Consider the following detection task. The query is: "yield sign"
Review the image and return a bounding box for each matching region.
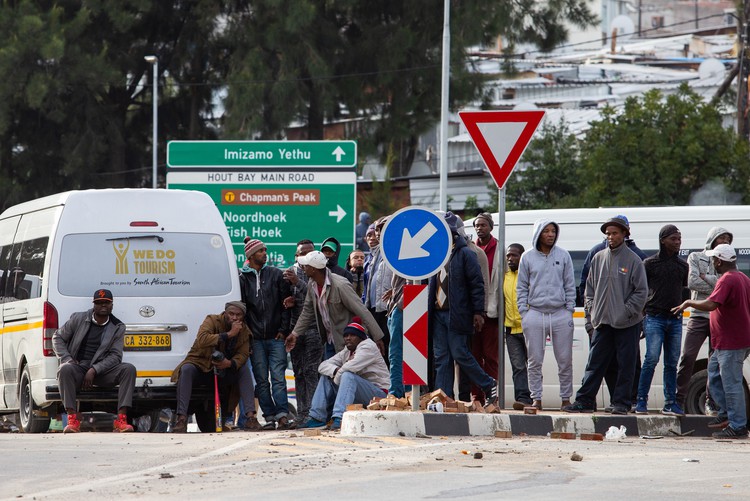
[459,110,545,189]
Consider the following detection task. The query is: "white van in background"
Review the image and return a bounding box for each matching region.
[0,189,240,432]
[465,205,750,413]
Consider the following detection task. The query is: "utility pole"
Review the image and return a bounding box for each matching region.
[738,1,750,140]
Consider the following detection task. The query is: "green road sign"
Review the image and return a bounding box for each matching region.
[167,170,356,269]
[167,140,357,168]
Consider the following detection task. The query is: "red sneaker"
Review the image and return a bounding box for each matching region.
[113,414,134,433]
[63,413,81,434]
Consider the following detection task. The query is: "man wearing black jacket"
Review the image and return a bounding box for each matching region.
[240,237,293,430]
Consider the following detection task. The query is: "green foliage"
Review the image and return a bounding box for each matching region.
[505,119,581,210]
[577,85,750,206]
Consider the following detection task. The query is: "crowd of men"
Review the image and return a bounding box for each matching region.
[52,211,749,439]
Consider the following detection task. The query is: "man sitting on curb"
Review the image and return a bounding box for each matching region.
[300,318,389,431]
[52,289,136,433]
[171,302,259,433]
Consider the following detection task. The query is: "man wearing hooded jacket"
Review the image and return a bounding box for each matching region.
[516,219,576,410]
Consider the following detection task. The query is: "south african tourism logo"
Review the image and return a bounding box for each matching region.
[113,242,177,275]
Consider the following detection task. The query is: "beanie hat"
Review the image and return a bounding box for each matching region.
[474,213,494,230]
[343,316,367,340]
[244,237,265,258]
[444,211,459,233]
[659,224,680,241]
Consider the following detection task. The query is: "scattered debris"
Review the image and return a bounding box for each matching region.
[159,473,175,479]
[494,430,512,439]
[473,452,483,459]
[682,458,700,463]
[570,452,583,462]
[303,429,321,437]
[605,425,627,440]
[550,432,576,440]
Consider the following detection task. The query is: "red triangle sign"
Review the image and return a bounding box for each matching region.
[459,110,545,189]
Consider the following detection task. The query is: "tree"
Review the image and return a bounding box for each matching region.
[576,85,750,207]
[0,1,228,209]
[223,1,597,176]
[505,119,581,210]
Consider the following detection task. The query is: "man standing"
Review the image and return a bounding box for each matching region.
[285,251,385,360]
[470,212,501,405]
[362,216,392,353]
[635,225,688,416]
[321,237,354,282]
[52,289,136,433]
[504,243,533,410]
[429,212,497,405]
[676,227,733,412]
[283,239,324,426]
[517,219,576,410]
[673,244,750,439]
[240,237,293,430]
[300,318,389,431]
[564,217,648,414]
[355,212,372,253]
[171,302,258,433]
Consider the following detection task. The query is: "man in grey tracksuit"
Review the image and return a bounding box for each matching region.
[564,216,648,414]
[675,226,734,411]
[516,219,576,410]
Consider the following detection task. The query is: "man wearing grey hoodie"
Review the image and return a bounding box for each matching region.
[675,227,733,411]
[516,219,576,410]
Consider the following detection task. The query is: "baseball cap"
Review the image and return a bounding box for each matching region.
[93,289,113,302]
[705,244,736,262]
[298,250,328,269]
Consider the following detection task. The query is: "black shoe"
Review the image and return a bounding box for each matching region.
[611,406,629,415]
[562,401,595,413]
[712,426,748,439]
[484,383,499,408]
[604,405,614,413]
[707,417,730,429]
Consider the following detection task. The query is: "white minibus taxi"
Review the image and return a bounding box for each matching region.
[0,189,240,432]
[465,205,750,413]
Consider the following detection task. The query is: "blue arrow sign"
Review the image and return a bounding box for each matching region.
[380,206,452,280]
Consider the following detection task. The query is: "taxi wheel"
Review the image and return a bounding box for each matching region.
[18,365,51,433]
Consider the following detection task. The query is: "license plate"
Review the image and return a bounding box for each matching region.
[124,333,171,351]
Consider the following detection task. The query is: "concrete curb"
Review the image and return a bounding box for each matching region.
[341,411,716,438]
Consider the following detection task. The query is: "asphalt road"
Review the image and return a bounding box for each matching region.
[0,430,748,500]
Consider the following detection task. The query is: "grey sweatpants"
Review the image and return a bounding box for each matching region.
[58,361,137,411]
[521,308,574,400]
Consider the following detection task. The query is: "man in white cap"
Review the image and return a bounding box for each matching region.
[673,244,750,439]
[286,251,385,360]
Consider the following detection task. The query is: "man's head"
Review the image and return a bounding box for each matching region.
[711,232,733,249]
[343,317,367,351]
[659,224,681,255]
[359,212,371,225]
[321,239,339,262]
[365,224,379,248]
[706,244,737,273]
[296,239,315,262]
[473,213,494,242]
[538,223,557,250]
[244,238,267,267]
[92,289,113,317]
[223,301,246,324]
[506,243,524,272]
[600,215,630,237]
[601,216,630,249]
[298,250,328,278]
[374,216,389,240]
[348,250,365,271]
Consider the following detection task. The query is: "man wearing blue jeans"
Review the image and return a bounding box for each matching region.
[240,238,293,430]
[673,244,750,439]
[301,319,389,430]
[635,225,688,416]
[387,274,406,397]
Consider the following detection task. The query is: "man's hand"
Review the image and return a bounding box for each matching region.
[275,331,286,341]
[212,358,232,370]
[82,367,96,390]
[283,268,299,286]
[227,320,243,338]
[285,332,298,352]
[473,314,484,333]
[283,296,295,309]
[671,301,690,317]
[376,339,386,356]
[381,289,393,302]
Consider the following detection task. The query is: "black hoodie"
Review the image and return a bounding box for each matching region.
[321,236,354,283]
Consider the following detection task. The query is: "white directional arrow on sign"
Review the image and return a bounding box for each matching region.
[398,222,438,260]
[328,204,347,223]
[332,146,346,162]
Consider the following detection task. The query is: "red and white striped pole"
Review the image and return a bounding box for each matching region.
[403,284,428,410]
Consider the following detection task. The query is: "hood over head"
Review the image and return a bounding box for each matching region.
[531,219,559,251]
[321,236,343,267]
[705,226,733,250]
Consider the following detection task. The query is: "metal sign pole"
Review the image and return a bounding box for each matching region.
[497,187,506,409]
